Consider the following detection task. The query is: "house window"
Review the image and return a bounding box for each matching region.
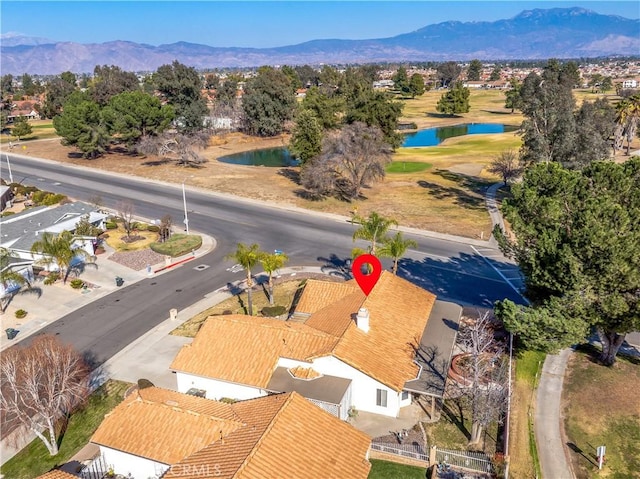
[376,389,387,407]
[401,391,409,401]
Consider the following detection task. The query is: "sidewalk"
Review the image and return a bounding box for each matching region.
[0,230,216,351]
[535,349,575,479]
[100,266,327,388]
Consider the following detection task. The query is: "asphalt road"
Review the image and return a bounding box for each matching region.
[4,153,526,364]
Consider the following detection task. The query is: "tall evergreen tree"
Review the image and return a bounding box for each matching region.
[495,159,640,365]
[102,91,174,147]
[242,67,296,137]
[436,82,470,115]
[53,91,110,159]
[409,74,426,98]
[392,66,409,95]
[154,61,208,132]
[345,89,403,149]
[289,109,323,165]
[466,59,483,81]
[519,62,577,165]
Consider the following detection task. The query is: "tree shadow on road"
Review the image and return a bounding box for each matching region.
[396,253,525,307]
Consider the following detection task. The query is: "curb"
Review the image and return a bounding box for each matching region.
[7,152,497,248]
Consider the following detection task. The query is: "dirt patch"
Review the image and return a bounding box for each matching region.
[447,163,485,176]
[109,249,166,271]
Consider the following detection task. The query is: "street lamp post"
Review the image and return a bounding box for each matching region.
[182,179,189,235]
[4,153,13,184]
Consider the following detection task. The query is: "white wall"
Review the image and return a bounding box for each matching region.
[100,446,169,479]
[276,356,401,417]
[175,371,267,401]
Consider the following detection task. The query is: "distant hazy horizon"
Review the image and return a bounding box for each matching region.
[1,1,638,48]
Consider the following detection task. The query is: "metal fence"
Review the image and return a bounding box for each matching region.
[80,454,110,479]
[370,442,428,462]
[435,447,493,473]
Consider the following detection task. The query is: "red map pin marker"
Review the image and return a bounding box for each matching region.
[351,254,382,296]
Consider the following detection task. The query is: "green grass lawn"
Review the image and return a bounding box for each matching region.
[0,380,130,479]
[386,161,432,173]
[150,233,202,257]
[563,346,640,478]
[368,459,426,479]
[515,350,546,385]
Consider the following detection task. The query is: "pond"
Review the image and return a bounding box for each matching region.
[217,124,517,166]
[218,147,299,167]
[402,123,518,148]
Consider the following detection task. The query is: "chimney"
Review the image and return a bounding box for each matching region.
[356,307,370,333]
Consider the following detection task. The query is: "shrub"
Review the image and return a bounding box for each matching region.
[15,309,27,319]
[261,305,287,317]
[105,221,118,230]
[31,190,47,204]
[70,279,85,289]
[11,184,38,196]
[219,397,237,404]
[31,191,66,206]
[133,222,147,231]
[43,271,60,285]
[147,225,160,233]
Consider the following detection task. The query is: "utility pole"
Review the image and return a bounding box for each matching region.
[182,179,189,235]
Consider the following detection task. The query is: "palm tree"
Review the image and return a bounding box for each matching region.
[30,231,92,283]
[259,252,289,305]
[378,232,418,275]
[615,94,640,155]
[225,243,262,316]
[1,248,31,313]
[352,212,398,256]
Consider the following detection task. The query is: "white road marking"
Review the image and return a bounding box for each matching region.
[470,245,530,304]
[226,264,244,273]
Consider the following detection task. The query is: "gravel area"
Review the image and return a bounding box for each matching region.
[108,249,166,271]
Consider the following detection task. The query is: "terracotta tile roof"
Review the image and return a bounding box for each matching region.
[332,271,436,391]
[37,471,79,479]
[91,387,244,465]
[173,272,435,393]
[170,315,337,388]
[294,280,359,313]
[166,392,371,479]
[288,366,321,379]
[304,290,364,337]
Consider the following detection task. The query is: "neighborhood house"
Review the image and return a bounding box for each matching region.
[88,386,371,478]
[0,201,107,297]
[171,272,461,419]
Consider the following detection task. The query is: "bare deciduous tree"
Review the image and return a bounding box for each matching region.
[0,335,90,455]
[486,149,523,186]
[116,200,136,239]
[454,312,508,448]
[159,214,172,243]
[137,130,209,167]
[301,122,392,201]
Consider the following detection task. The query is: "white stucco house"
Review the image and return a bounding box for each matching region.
[88,386,371,479]
[171,272,462,419]
[0,201,107,271]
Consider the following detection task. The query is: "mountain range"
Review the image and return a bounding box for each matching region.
[1,7,638,75]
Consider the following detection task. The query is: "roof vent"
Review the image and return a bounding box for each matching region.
[164,400,179,407]
[356,307,370,333]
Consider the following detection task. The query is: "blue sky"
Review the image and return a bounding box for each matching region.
[1,1,638,48]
